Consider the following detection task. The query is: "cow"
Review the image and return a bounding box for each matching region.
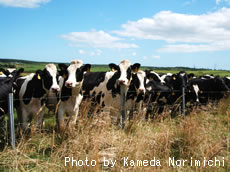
[126,70,146,119]
[16,64,60,131]
[223,76,230,89]
[0,68,24,122]
[145,70,165,84]
[82,60,141,120]
[144,79,172,120]
[57,60,91,133]
[0,68,17,78]
[189,76,229,104]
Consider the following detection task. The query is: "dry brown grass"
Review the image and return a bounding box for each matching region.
[0,98,229,171]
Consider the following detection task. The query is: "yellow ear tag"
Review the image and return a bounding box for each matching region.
[172,91,175,96]
[200,90,203,94]
[111,68,116,72]
[189,76,193,80]
[157,92,161,96]
[87,68,90,72]
[173,77,176,80]
[37,74,41,80]
[149,77,153,81]
[135,67,138,73]
[0,72,3,75]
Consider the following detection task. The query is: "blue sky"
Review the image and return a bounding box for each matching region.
[1,0,230,70]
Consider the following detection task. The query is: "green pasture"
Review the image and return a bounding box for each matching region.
[0,59,230,76]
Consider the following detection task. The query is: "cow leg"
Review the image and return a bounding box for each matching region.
[36,109,45,129]
[146,102,152,120]
[68,109,79,133]
[21,109,31,133]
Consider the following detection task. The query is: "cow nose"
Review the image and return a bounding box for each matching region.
[52,87,60,93]
[118,80,125,85]
[65,81,73,87]
[138,88,145,93]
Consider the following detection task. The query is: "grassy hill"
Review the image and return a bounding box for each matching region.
[1,58,230,76]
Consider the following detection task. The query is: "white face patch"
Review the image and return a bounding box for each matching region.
[160,73,172,82]
[7,68,16,73]
[180,72,186,77]
[137,71,146,93]
[66,60,83,87]
[150,71,165,84]
[45,64,60,91]
[193,84,199,102]
[118,60,131,86]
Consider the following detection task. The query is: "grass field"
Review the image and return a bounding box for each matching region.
[0,97,229,171]
[1,58,230,76]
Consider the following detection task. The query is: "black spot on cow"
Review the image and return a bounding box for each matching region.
[83,72,106,97]
[127,73,140,100]
[22,70,46,105]
[76,64,91,82]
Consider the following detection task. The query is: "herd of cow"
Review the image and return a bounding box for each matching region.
[0,60,229,134]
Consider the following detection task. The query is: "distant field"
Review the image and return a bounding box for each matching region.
[1,58,230,76]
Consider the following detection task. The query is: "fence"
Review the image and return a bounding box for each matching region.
[3,86,228,149]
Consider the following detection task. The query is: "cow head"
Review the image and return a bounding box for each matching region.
[186,82,200,103]
[35,64,60,93]
[59,60,91,88]
[170,71,188,90]
[109,60,141,87]
[145,70,165,84]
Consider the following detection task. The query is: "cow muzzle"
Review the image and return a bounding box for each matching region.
[118,80,126,85]
[52,87,60,93]
[65,81,74,88]
[138,88,145,93]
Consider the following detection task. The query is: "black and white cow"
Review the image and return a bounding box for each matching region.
[223,76,230,89]
[0,68,24,122]
[82,60,141,118]
[126,70,146,119]
[57,60,91,133]
[16,64,60,131]
[0,68,18,78]
[144,78,172,119]
[189,76,229,104]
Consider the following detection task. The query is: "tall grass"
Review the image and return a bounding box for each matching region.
[0,98,229,171]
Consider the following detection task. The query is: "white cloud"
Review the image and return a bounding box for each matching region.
[216,0,230,4]
[143,56,148,60]
[61,30,138,49]
[132,52,136,56]
[0,0,51,8]
[152,55,160,59]
[79,49,85,54]
[114,8,230,52]
[90,49,102,56]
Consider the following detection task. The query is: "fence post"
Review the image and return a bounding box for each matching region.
[120,85,126,129]
[182,87,186,116]
[8,93,15,149]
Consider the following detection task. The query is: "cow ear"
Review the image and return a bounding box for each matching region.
[109,63,119,72]
[82,64,91,72]
[131,63,141,72]
[58,63,68,78]
[0,68,5,75]
[146,73,153,81]
[172,74,177,80]
[35,70,43,80]
[58,63,68,71]
[17,68,24,76]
